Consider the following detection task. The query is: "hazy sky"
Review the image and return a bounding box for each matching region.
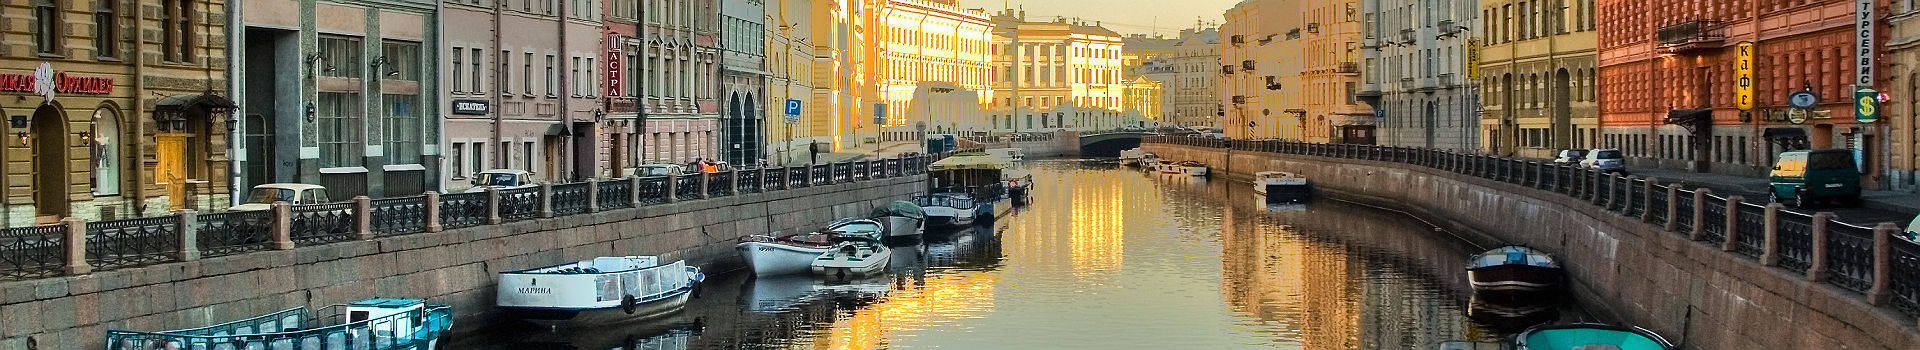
[954,0,1242,36]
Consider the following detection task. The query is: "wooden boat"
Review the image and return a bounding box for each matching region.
[1254,171,1311,203]
[736,219,884,276]
[1466,246,1563,293]
[107,298,454,350]
[1513,323,1676,350]
[811,239,891,277]
[496,256,704,324]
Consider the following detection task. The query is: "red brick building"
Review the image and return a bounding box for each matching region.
[1596,0,1886,178]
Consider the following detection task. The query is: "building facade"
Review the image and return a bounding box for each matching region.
[875,0,994,138]
[720,0,768,165]
[1478,0,1597,158]
[1162,28,1221,129]
[986,10,1127,132]
[233,0,442,199]
[1597,0,1880,178]
[1888,5,1920,191]
[1222,0,1369,143]
[1,0,234,224]
[763,0,815,165]
[810,0,878,153]
[438,0,607,188]
[1121,76,1162,127]
[1362,0,1478,150]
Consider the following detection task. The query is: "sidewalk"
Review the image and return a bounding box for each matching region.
[815,141,924,163]
[1626,166,1920,220]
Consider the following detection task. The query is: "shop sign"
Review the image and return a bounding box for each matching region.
[1735,42,1755,111]
[0,64,114,97]
[452,99,491,115]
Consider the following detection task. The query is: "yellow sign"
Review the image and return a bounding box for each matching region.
[1735,42,1756,111]
[1465,39,1481,80]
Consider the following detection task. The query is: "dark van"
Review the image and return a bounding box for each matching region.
[1768,149,1861,208]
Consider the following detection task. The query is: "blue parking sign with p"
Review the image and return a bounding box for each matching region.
[785,99,801,116]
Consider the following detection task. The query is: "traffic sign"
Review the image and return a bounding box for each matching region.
[1857,88,1880,123]
[1789,91,1819,109]
[783,99,801,124]
[873,104,887,125]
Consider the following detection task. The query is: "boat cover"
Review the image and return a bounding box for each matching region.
[870,200,926,220]
[929,153,1016,171]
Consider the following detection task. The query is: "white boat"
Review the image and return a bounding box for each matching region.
[987,147,1026,161]
[868,201,926,237]
[1160,161,1207,176]
[496,256,704,324]
[1118,148,1146,166]
[1181,164,1209,176]
[811,240,891,277]
[1254,171,1311,203]
[927,153,1019,221]
[108,298,454,350]
[736,234,837,276]
[916,193,978,229]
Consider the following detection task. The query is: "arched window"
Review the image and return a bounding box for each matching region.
[91,106,122,196]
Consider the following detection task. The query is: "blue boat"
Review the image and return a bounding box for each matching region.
[106,298,453,350]
[1514,323,1676,350]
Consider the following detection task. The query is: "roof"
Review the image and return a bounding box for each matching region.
[251,183,326,190]
[929,153,1016,170]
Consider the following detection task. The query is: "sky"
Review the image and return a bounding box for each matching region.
[954,0,1242,36]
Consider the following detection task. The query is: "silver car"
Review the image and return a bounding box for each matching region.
[1580,149,1627,173]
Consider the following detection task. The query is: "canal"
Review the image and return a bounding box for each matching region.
[455,160,1581,349]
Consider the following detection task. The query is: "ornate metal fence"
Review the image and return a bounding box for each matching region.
[1775,211,1816,273]
[1732,203,1768,260]
[738,169,763,193]
[1825,222,1878,294]
[498,188,541,222]
[1673,190,1696,235]
[599,179,634,209]
[438,192,488,229]
[0,225,66,279]
[550,183,591,216]
[289,203,357,244]
[1699,195,1728,244]
[85,216,180,270]
[672,175,701,201]
[811,165,831,186]
[1889,240,1920,317]
[763,168,785,191]
[195,210,273,257]
[637,176,669,204]
[706,172,733,197]
[1626,179,1647,217]
[789,167,810,188]
[369,196,427,236]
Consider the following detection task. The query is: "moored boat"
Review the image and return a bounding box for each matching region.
[1254,171,1312,203]
[927,152,1018,223]
[1513,323,1676,350]
[496,256,704,324]
[1466,246,1563,293]
[869,201,927,237]
[916,193,978,229]
[1118,148,1146,166]
[1176,161,1209,176]
[107,298,454,350]
[811,239,891,278]
[737,232,839,276]
[1138,153,1160,169]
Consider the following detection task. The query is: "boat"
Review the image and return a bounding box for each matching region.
[736,219,884,276]
[1254,171,1312,203]
[811,239,892,278]
[869,201,926,238]
[1004,164,1035,205]
[1138,153,1161,169]
[987,147,1026,161]
[1118,148,1145,166]
[1513,323,1676,350]
[1466,245,1563,293]
[107,298,454,350]
[1468,293,1562,335]
[496,255,704,324]
[915,193,978,229]
[1436,341,1504,350]
[925,152,1019,224]
[1175,161,1209,176]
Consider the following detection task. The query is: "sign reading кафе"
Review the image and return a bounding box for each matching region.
[0,72,113,95]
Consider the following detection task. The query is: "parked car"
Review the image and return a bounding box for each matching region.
[465,169,540,193]
[1553,149,1589,165]
[1768,149,1861,208]
[1580,149,1627,173]
[230,184,332,211]
[625,164,686,177]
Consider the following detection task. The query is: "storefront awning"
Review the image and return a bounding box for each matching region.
[154,93,238,113]
[1762,127,1807,139]
[544,123,570,136]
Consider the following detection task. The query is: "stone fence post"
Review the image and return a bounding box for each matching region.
[1591,171,1607,205]
[1690,188,1711,241]
[1641,177,1660,223]
[62,217,91,275]
[272,201,295,250]
[666,173,680,203]
[1664,186,1679,232]
[353,196,373,240]
[699,172,712,199]
[1869,223,1897,305]
[175,209,200,261]
[1722,195,1743,251]
[424,192,443,233]
[628,176,643,207]
[587,180,601,212]
[538,183,555,218]
[485,188,503,224]
[1761,203,1782,266]
[729,169,741,195]
[1809,212,1834,282]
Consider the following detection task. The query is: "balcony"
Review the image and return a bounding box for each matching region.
[1241,60,1257,71]
[1307,23,1320,34]
[1336,62,1360,74]
[1657,20,1725,53]
[1357,83,1383,98]
[1231,35,1246,45]
[1231,95,1247,104]
[1221,65,1235,75]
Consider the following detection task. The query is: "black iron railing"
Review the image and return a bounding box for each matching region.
[370,196,428,236]
[551,183,591,216]
[763,168,785,191]
[0,225,66,280]
[1733,203,1768,259]
[811,165,832,186]
[637,176,669,204]
[1674,190,1696,235]
[290,203,357,244]
[1890,240,1920,317]
[707,172,733,197]
[195,210,273,257]
[498,188,541,222]
[789,167,810,188]
[738,170,763,194]
[1700,195,1728,244]
[85,216,180,270]
[599,179,634,209]
[1776,211,1816,273]
[1826,222,1877,294]
[673,175,701,201]
[438,192,488,229]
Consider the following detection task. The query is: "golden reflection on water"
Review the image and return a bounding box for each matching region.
[1068,167,1128,279]
[811,271,1002,350]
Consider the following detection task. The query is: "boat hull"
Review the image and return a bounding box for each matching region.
[1182,167,1209,176]
[811,247,892,277]
[736,241,832,276]
[1468,264,1564,292]
[1260,184,1312,203]
[877,215,924,237]
[924,206,975,228]
[503,291,692,325]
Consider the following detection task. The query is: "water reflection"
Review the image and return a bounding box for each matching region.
[459,161,1520,349]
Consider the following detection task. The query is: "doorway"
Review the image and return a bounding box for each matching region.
[244,113,275,187]
[31,104,70,218]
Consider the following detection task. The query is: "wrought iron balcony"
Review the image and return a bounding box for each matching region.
[1221,65,1235,75]
[1337,62,1360,74]
[1231,95,1247,104]
[1241,60,1256,71]
[1658,20,1725,53]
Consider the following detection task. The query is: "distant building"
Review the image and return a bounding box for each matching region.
[1361,0,1478,150]
[987,9,1128,132]
[1221,0,1369,143]
[1162,28,1222,129]
[440,0,604,188]
[1478,0,1596,158]
[720,0,770,165]
[764,0,817,165]
[874,0,995,138]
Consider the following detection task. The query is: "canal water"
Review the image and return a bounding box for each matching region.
[456,161,1576,349]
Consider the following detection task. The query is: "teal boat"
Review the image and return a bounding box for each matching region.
[1514,323,1675,350]
[107,298,453,350]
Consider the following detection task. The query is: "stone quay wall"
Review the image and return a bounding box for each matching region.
[1144,140,1920,350]
[0,167,926,349]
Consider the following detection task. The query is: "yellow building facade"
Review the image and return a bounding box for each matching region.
[875,0,993,135]
[1221,0,1366,142]
[987,10,1127,132]
[765,0,819,164]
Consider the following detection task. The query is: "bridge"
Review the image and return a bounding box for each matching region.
[1078,131,1147,157]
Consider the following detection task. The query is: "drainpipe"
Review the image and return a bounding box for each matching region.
[559,0,572,181]
[131,0,150,214]
[492,0,505,169]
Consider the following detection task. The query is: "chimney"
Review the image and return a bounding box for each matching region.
[1096,21,1102,27]
[1019,10,1025,19]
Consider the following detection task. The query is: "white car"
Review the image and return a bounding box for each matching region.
[230,184,333,211]
[624,164,686,177]
[1579,149,1627,173]
[464,169,540,193]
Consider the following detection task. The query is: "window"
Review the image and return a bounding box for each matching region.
[95,0,117,58]
[522,142,536,171]
[571,56,582,96]
[319,36,362,78]
[35,0,60,55]
[162,0,193,62]
[523,52,534,95]
[501,50,513,95]
[317,92,363,168]
[469,48,482,92]
[546,54,557,96]
[470,143,486,174]
[586,57,596,97]
[385,94,421,164]
[380,41,422,80]
[450,48,464,93]
[450,144,465,178]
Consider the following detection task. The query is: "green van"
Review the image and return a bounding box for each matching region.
[1768,149,1861,208]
